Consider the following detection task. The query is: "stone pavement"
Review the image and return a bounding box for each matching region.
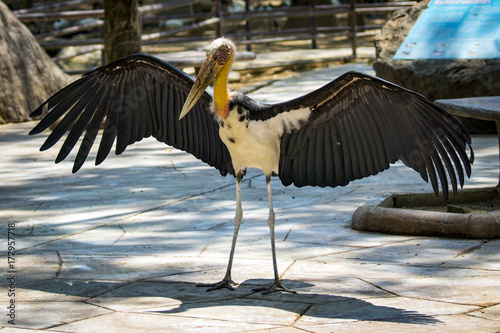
[1,62,500,332]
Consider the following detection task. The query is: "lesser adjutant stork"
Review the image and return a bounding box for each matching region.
[30,37,473,294]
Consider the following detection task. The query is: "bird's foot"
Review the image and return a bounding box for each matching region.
[253,281,297,295]
[196,278,238,292]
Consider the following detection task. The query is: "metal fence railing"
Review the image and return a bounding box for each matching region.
[14,0,415,68]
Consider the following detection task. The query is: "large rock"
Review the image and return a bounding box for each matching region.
[373,0,500,102]
[0,1,69,124]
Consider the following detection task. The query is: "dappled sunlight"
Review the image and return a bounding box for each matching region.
[2,119,499,330]
[18,277,443,328]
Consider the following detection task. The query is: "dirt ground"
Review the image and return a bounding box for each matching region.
[407,197,500,214]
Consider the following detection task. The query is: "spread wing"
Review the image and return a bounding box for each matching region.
[250,71,474,200]
[30,54,234,176]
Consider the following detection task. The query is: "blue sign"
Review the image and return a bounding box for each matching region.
[394,0,500,59]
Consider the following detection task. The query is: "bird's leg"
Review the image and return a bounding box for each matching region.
[197,172,243,291]
[253,175,297,295]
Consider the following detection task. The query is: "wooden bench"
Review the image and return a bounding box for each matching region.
[434,96,500,184]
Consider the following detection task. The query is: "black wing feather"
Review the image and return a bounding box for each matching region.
[40,83,101,152]
[73,87,114,173]
[96,80,122,166]
[30,54,234,176]
[56,84,109,163]
[331,123,344,186]
[323,125,335,186]
[273,71,473,197]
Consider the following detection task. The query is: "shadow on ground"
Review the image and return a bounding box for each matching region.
[20,278,442,326]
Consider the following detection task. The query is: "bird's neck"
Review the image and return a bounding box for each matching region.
[213,53,234,119]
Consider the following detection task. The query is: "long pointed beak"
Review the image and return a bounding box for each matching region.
[179,55,224,120]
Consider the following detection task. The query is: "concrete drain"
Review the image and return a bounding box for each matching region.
[352,187,500,239]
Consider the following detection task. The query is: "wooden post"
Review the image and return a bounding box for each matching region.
[496,120,500,187]
[245,0,251,51]
[214,0,222,38]
[310,0,317,49]
[349,0,357,58]
[100,19,106,66]
[103,0,141,64]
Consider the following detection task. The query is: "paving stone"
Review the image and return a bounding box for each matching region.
[336,238,486,266]
[1,60,499,332]
[470,303,500,322]
[12,301,111,330]
[149,298,309,326]
[287,256,500,280]
[0,329,56,333]
[9,252,60,284]
[245,276,392,302]
[87,280,242,311]
[441,241,500,271]
[295,314,500,333]
[361,276,500,306]
[242,328,306,333]
[295,296,479,326]
[52,312,277,333]
[282,223,414,247]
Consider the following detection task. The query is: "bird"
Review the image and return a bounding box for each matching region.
[30,37,474,294]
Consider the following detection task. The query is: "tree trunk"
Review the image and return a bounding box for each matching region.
[104,0,141,64]
[0,1,69,124]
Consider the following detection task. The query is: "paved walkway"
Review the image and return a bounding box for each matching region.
[1,62,499,332]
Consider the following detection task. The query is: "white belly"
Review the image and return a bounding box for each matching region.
[219,110,280,175]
